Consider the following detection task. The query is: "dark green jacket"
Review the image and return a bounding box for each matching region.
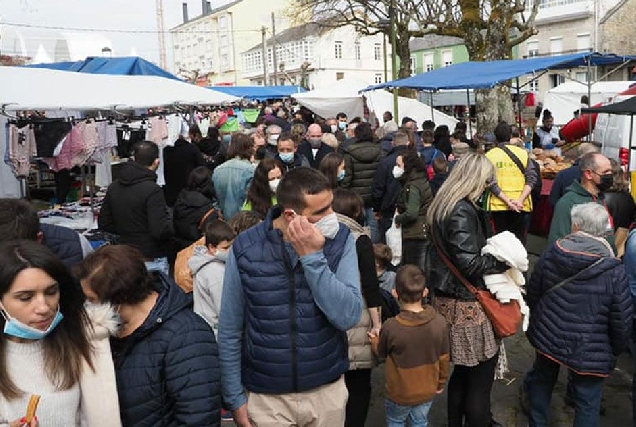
[548,180,615,249]
[342,140,384,206]
[395,171,434,240]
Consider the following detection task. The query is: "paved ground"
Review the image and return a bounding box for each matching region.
[366,235,635,427]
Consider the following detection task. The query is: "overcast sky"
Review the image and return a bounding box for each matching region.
[0,0,234,68]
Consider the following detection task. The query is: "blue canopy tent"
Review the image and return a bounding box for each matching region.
[362,52,636,136]
[208,85,306,101]
[25,56,181,80]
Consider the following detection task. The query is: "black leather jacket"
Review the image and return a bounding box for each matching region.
[427,199,507,301]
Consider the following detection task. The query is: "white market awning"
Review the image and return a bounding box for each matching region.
[0,66,238,111]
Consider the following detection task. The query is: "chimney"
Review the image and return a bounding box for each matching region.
[206,2,211,14]
[182,3,189,23]
[201,0,208,15]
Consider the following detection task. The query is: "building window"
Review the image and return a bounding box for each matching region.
[221,53,229,69]
[576,71,588,83]
[374,43,381,61]
[334,41,343,59]
[336,72,345,80]
[424,53,434,72]
[527,40,539,57]
[355,42,361,60]
[529,79,539,92]
[218,16,227,30]
[410,56,417,74]
[577,33,591,52]
[550,73,565,87]
[442,50,453,67]
[550,37,563,56]
[374,73,383,84]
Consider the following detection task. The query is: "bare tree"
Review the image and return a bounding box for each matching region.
[290,0,422,79]
[412,0,541,132]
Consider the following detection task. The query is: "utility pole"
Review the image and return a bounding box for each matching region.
[271,12,278,86]
[156,0,167,69]
[389,0,399,120]
[262,26,268,86]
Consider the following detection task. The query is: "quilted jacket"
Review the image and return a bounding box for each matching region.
[111,272,221,426]
[527,232,633,376]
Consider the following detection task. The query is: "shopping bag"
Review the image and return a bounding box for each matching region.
[385,216,402,266]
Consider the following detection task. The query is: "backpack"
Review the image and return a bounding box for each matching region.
[379,288,400,322]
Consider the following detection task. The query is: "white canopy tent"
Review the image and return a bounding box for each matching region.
[0,66,238,111]
[543,80,635,125]
[293,78,367,119]
[293,78,458,128]
[366,90,458,130]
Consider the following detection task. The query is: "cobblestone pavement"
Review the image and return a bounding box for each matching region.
[366,235,635,426]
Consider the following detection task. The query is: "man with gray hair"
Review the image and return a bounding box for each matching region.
[524,202,632,426]
[264,124,282,158]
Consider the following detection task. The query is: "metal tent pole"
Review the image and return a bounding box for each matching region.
[429,91,434,122]
[587,56,593,142]
[467,89,473,137]
[516,78,523,129]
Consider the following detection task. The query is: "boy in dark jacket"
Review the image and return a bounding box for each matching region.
[371,265,450,426]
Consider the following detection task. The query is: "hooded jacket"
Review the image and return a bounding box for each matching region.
[173,189,217,250]
[197,137,227,172]
[111,272,221,427]
[342,139,384,206]
[375,307,450,406]
[548,180,615,248]
[189,246,225,331]
[98,162,174,259]
[527,232,633,375]
[395,170,434,240]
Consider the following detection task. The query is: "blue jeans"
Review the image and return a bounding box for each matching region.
[527,352,604,427]
[385,399,432,427]
[145,257,169,275]
[365,207,380,244]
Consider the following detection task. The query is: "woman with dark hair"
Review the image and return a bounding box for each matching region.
[197,126,227,172]
[242,158,282,217]
[394,150,434,269]
[319,152,345,189]
[76,244,222,427]
[332,188,382,427]
[212,133,256,220]
[0,240,119,427]
[605,158,635,256]
[434,124,453,157]
[173,166,219,250]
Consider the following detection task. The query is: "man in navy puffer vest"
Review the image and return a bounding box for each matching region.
[525,203,632,427]
[219,167,363,427]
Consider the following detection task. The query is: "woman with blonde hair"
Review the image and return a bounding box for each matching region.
[427,153,508,427]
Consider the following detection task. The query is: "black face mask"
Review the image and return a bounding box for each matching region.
[597,173,613,192]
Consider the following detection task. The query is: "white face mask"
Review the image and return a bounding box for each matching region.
[330,124,337,133]
[392,165,405,179]
[314,212,340,239]
[268,134,280,146]
[269,178,280,193]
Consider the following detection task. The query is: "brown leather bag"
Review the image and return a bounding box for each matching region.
[432,229,522,338]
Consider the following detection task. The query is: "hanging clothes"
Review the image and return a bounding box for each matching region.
[8,124,37,177]
[147,116,169,187]
[94,122,118,188]
[32,121,72,158]
[0,117,21,197]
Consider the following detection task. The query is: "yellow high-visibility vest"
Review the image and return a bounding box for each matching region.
[486,145,533,212]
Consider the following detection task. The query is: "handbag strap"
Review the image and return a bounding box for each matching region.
[430,225,480,297]
[544,257,606,296]
[498,144,526,176]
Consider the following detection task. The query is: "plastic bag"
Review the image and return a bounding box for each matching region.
[385,216,402,266]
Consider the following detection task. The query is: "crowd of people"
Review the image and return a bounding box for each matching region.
[0,100,634,427]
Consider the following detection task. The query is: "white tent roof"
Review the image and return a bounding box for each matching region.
[293,78,368,119]
[544,80,635,125]
[0,66,238,111]
[366,90,458,130]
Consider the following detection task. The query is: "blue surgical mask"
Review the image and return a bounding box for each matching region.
[337,170,346,181]
[338,121,347,130]
[279,152,294,164]
[215,249,230,263]
[1,305,63,340]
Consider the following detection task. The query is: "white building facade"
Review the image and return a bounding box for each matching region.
[241,23,390,89]
[170,0,292,85]
[520,0,634,99]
